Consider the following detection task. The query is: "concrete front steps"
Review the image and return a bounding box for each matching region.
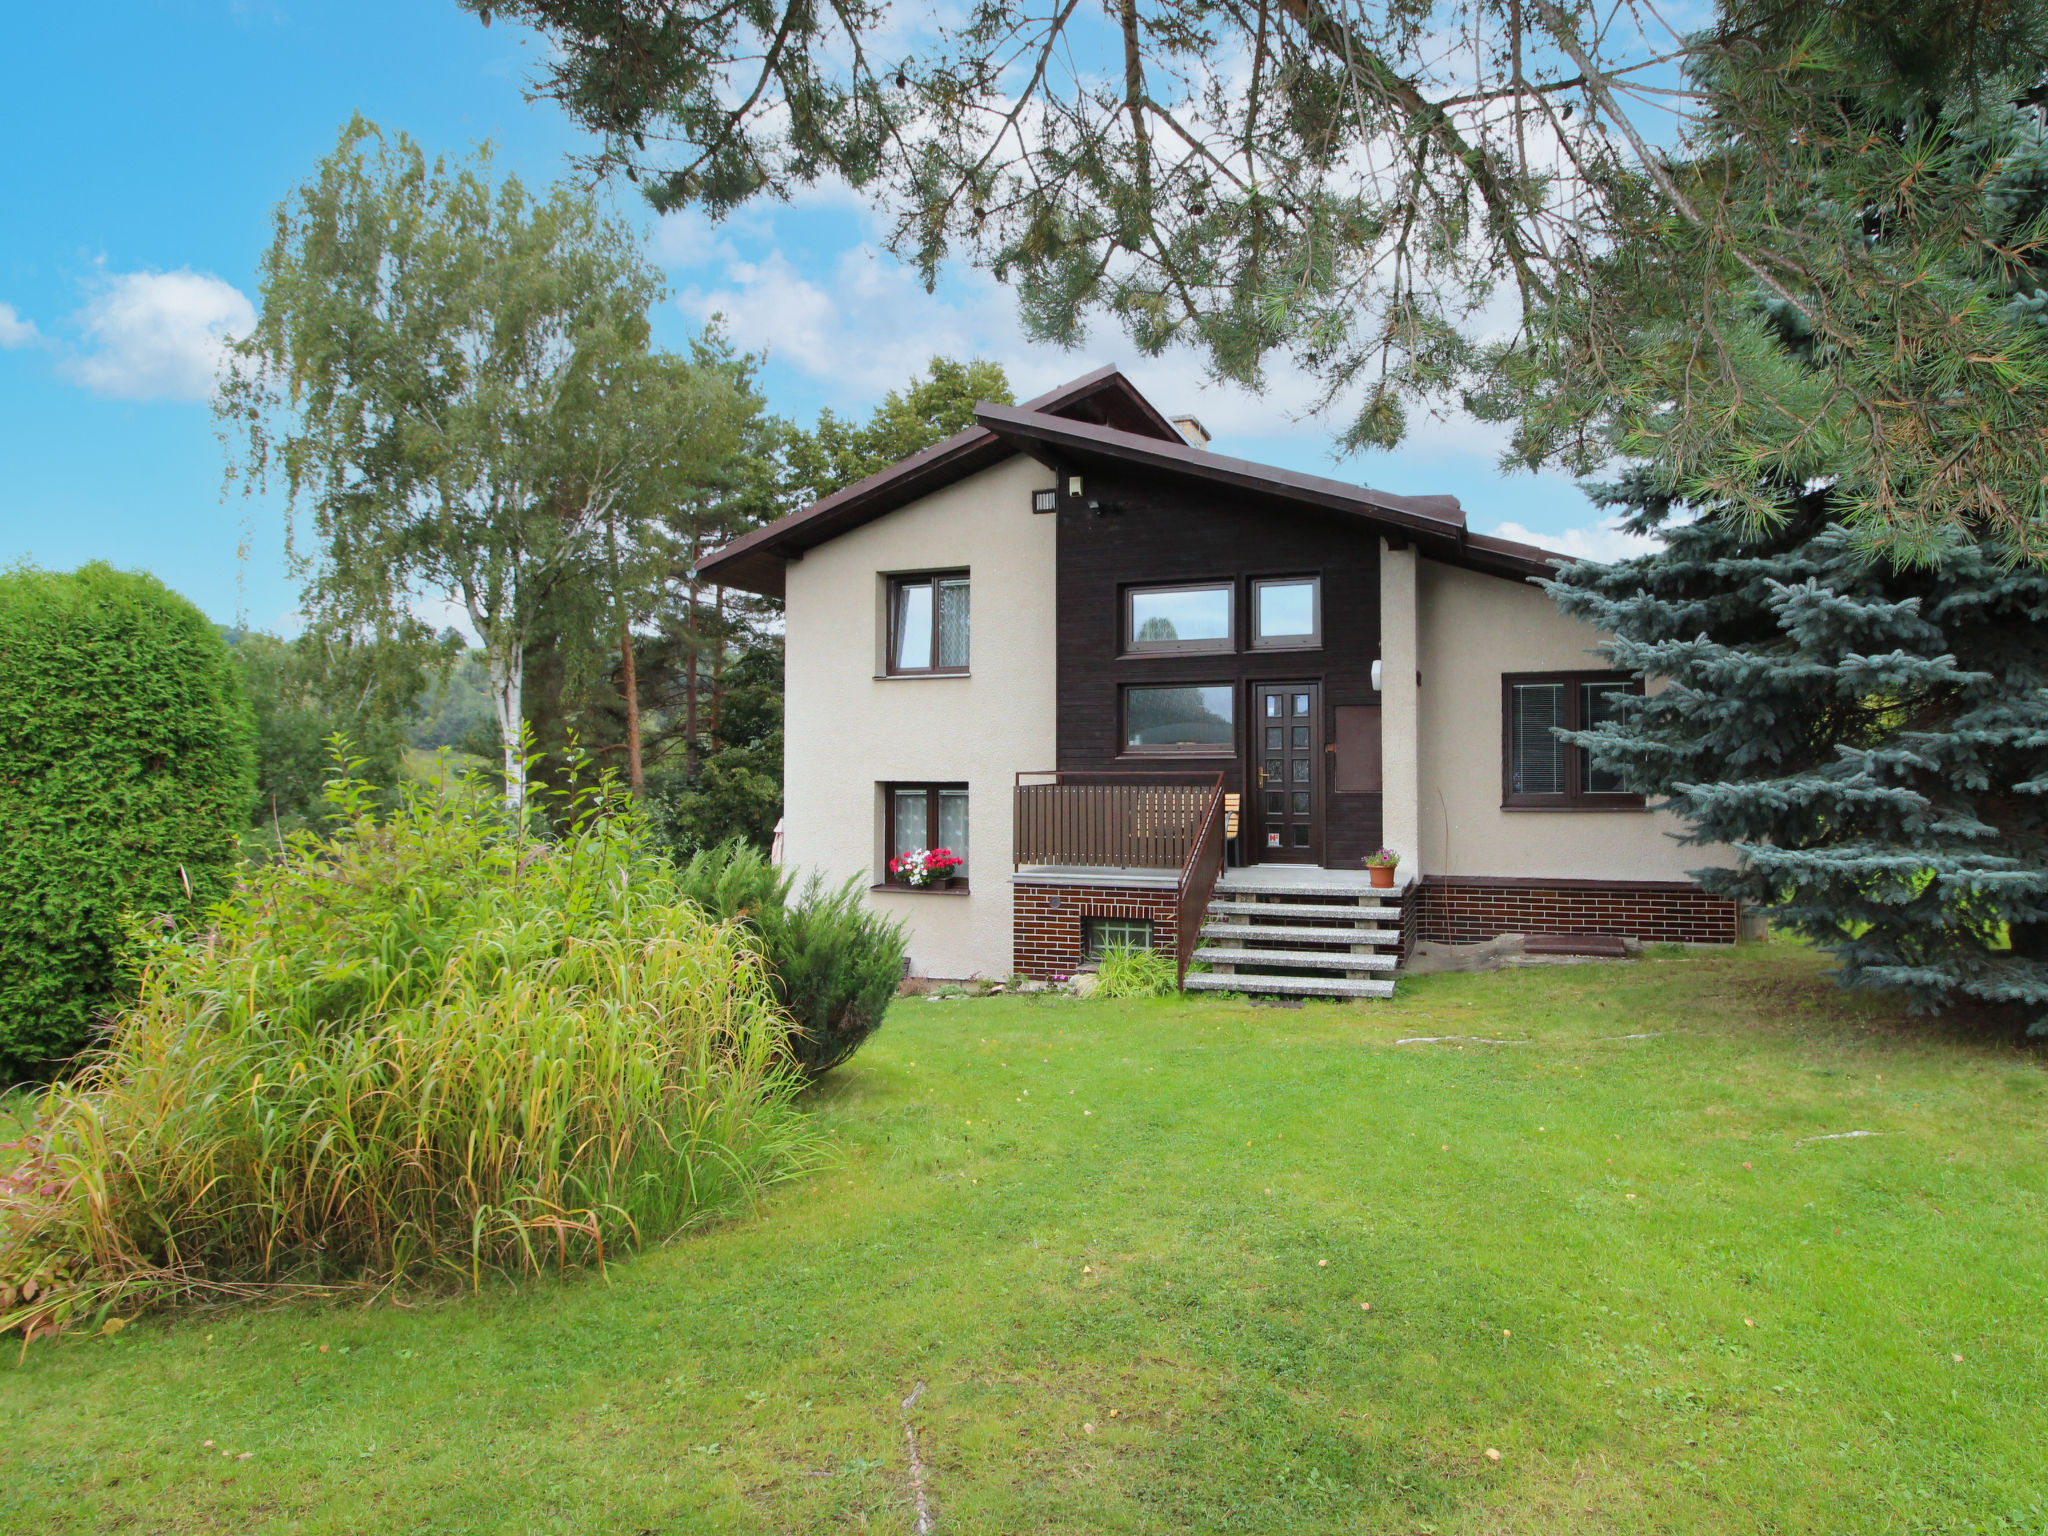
[1184,871,1404,1001]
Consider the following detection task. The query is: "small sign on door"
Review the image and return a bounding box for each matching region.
[1267,831,1281,847]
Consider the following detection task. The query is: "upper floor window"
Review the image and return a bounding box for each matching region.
[1125,582,1234,654]
[1503,672,1645,808]
[1251,577,1321,649]
[888,572,969,674]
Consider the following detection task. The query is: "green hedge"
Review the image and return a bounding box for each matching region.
[0,564,255,1077]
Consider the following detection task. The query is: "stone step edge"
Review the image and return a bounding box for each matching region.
[1184,973,1396,999]
[1194,947,1400,972]
[1214,880,1404,901]
[1200,923,1400,946]
[1207,899,1401,920]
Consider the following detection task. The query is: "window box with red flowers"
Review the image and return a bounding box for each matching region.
[889,847,964,890]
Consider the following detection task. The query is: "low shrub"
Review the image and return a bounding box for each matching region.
[674,842,907,1076]
[0,761,820,1338]
[1093,943,1182,998]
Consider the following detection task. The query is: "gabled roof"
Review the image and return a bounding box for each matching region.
[696,366,1184,598]
[696,367,1562,596]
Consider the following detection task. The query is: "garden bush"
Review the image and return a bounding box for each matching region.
[1093,943,1181,998]
[0,563,256,1078]
[0,761,820,1337]
[674,841,907,1075]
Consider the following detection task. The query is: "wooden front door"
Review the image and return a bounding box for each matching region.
[1251,681,1323,863]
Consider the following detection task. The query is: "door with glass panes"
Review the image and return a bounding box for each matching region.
[1250,682,1323,863]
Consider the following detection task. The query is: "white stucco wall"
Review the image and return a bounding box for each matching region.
[1377,539,1421,871]
[1414,557,1727,882]
[782,454,1058,978]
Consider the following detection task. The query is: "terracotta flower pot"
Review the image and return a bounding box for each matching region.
[1368,864,1397,888]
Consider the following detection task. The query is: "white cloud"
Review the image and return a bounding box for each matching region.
[60,269,255,402]
[0,303,41,349]
[681,243,1055,403]
[651,210,739,270]
[1487,517,1661,562]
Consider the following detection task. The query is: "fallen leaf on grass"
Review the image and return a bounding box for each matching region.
[1485,1448,1502,1462]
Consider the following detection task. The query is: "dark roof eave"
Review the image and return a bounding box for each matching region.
[694,365,1184,597]
[695,426,1008,598]
[975,404,1569,579]
[974,402,1459,538]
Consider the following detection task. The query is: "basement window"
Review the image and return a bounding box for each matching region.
[1085,917,1155,956]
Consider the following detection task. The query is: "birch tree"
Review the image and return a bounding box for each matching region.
[220,116,664,808]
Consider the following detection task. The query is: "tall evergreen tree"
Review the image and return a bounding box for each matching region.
[1552,503,2048,1026]
[1539,5,2048,1026]
[782,357,1013,506]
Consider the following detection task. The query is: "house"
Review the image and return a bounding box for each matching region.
[699,367,1736,997]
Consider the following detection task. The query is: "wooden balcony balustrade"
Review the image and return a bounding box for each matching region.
[1012,771,1222,870]
[1013,771,1228,986]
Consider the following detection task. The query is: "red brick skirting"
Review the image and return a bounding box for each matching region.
[1013,878,1181,978]
[1410,875,1737,947]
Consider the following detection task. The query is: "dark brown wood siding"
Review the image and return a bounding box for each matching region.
[1053,460,1384,864]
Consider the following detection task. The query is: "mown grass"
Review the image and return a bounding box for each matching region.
[2,941,2043,1534]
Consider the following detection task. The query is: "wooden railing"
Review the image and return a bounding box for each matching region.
[1012,771,1228,989]
[1173,783,1228,987]
[1012,771,1224,870]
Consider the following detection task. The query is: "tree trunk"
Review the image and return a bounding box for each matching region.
[487,640,526,812]
[620,618,644,793]
[708,584,727,748]
[684,568,701,779]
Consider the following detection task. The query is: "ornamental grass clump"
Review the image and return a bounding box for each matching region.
[1092,943,1181,999]
[0,760,821,1339]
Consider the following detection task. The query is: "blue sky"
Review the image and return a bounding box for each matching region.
[0,1,1627,632]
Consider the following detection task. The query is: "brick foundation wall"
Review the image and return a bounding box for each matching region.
[1412,875,1737,946]
[1014,878,1181,978]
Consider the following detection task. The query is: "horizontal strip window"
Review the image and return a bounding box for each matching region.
[1502,671,1645,809]
[1123,682,1236,754]
[1124,582,1234,654]
[888,572,969,675]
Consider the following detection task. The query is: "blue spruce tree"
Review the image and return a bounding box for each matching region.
[1550,495,2048,1026]
[1533,4,2048,1028]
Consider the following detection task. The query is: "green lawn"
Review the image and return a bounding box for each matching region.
[4,943,2044,1534]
